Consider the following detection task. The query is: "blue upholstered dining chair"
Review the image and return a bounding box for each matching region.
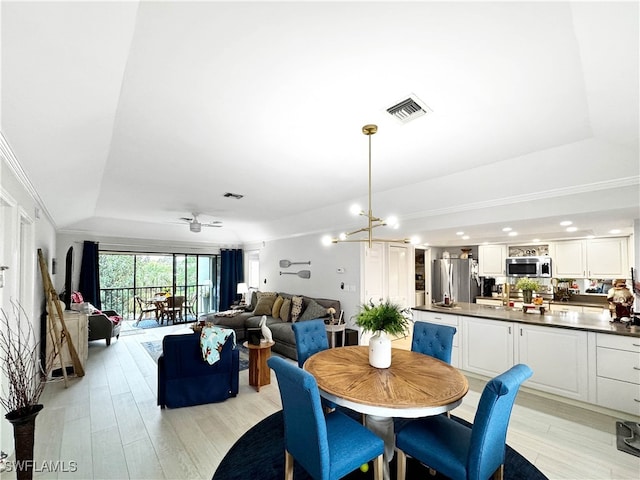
[395,363,533,480]
[292,319,330,367]
[411,321,457,364]
[267,356,384,480]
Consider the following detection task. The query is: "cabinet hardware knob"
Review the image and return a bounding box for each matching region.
[508,326,511,334]
[635,399,640,403]
[633,344,640,347]
[634,367,640,371]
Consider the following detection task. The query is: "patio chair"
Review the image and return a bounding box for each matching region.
[162,295,185,323]
[183,293,197,318]
[135,295,158,325]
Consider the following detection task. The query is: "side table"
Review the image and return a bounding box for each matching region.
[243,340,275,392]
[325,323,346,348]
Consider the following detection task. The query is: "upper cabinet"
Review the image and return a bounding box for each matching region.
[550,237,629,278]
[478,244,507,277]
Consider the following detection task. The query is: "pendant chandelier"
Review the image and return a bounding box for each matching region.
[322,124,413,248]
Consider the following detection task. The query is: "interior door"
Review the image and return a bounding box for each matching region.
[362,242,385,305]
[388,244,410,308]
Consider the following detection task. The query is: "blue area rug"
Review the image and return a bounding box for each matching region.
[212,410,548,480]
[141,340,249,371]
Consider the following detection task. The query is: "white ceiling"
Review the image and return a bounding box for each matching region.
[2,1,639,248]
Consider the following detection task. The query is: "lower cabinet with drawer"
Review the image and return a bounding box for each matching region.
[596,334,640,416]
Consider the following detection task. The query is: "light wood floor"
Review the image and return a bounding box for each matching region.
[16,323,639,480]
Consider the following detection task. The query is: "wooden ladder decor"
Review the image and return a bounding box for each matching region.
[37,248,85,384]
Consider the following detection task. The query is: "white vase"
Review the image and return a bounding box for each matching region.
[369,330,391,368]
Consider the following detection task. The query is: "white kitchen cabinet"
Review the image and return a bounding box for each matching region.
[476,298,503,306]
[550,303,583,313]
[461,317,514,377]
[478,245,507,277]
[412,310,460,367]
[582,306,608,315]
[586,237,629,278]
[550,240,587,278]
[46,310,88,374]
[550,237,629,279]
[517,324,589,401]
[595,334,640,415]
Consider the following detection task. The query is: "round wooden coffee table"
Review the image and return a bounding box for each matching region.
[243,340,275,392]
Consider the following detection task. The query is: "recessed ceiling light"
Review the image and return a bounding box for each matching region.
[532,238,540,242]
[586,235,595,239]
[609,229,621,234]
[508,231,518,237]
[560,220,572,226]
[462,235,470,240]
[566,226,578,232]
[502,227,512,232]
[456,231,464,236]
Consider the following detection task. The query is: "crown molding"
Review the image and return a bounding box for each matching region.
[0,131,56,227]
[403,176,640,220]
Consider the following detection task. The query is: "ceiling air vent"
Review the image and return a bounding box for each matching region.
[223,192,244,200]
[386,95,432,124]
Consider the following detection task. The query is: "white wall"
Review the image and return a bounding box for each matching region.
[257,234,362,328]
[0,137,56,457]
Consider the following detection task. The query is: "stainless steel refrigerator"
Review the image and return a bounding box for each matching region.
[432,258,481,304]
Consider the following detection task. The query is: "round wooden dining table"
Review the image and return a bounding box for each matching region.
[304,345,469,479]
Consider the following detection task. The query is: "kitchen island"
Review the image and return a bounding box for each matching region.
[413,302,639,337]
[412,302,640,417]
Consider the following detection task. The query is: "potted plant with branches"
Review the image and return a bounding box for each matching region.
[355,299,412,368]
[1,300,52,480]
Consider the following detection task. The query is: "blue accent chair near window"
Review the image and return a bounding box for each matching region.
[268,356,384,480]
[395,363,533,480]
[292,318,330,367]
[411,321,457,364]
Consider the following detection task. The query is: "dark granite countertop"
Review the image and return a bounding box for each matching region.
[475,295,608,308]
[412,302,640,337]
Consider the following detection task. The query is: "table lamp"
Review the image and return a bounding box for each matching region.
[236,282,249,305]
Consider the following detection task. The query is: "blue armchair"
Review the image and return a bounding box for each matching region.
[157,332,239,409]
[395,363,533,480]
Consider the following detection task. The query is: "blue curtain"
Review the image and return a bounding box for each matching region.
[219,249,243,311]
[79,241,101,309]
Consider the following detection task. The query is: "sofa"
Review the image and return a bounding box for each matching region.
[157,332,239,408]
[201,292,341,361]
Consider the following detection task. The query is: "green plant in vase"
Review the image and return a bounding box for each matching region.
[515,277,541,304]
[355,299,412,368]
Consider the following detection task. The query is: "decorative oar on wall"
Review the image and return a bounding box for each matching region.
[279,260,311,268]
[279,270,311,279]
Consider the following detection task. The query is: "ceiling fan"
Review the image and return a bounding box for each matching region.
[179,213,223,233]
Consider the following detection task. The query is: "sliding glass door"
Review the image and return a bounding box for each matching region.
[98,251,221,320]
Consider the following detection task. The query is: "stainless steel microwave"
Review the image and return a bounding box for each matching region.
[506,256,552,277]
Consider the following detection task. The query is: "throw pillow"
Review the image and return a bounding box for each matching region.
[280,298,291,322]
[272,296,284,318]
[290,296,304,323]
[253,292,277,316]
[298,298,330,322]
[248,290,258,310]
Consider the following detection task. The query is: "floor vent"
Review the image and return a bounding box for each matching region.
[386,95,432,124]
